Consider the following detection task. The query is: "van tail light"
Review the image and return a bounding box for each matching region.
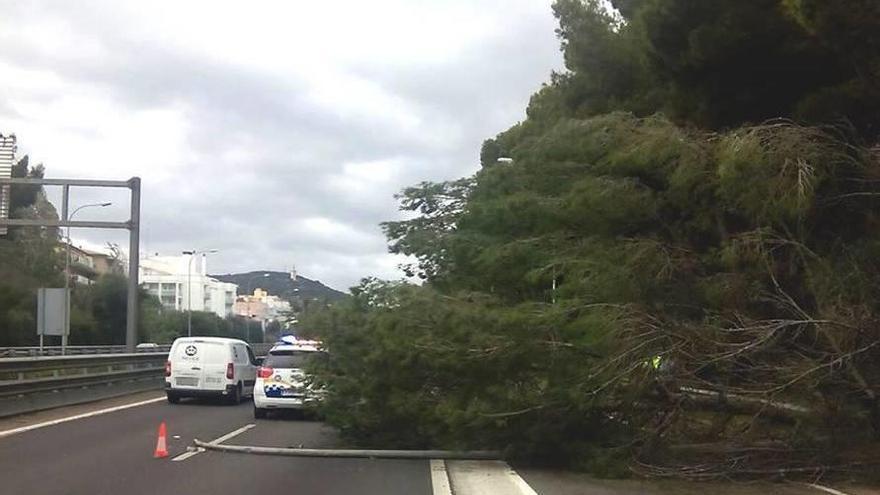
[226,362,234,380]
[165,361,171,377]
[258,366,273,379]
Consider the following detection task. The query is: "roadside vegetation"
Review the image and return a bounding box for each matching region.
[0,166,262,346]
[306,0,880,479]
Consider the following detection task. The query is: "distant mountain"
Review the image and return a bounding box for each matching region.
[210,271,348,304]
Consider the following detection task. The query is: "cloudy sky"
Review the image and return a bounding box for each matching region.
[0,0,563,291]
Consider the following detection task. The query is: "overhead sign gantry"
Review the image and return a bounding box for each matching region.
[0,174,142,352]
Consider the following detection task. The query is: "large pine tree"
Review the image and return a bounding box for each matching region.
[307,0,880,478]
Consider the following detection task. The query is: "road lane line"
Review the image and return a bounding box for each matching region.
[208,423,255,445]
[446,460,539,495]
[171,423,255,462]
[803,483,854,495]
[430,459,452,495]
[171,447,205,462]
[506,463,539,495]
[0,397,165,439]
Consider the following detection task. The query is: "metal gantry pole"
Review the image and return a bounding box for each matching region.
[63,226,71,353]
[0,176,142,353]
[62,186,69,355]
[126,177,141,353]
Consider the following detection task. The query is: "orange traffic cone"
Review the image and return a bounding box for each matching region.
[154,422,169,458]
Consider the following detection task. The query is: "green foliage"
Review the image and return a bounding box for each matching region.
[542,0,880,141]
[186,0,880,477]
[5,0,877,479]
[381,178,475,282]
[9,156,45,212]
[480,139,502,168]
[312,111,880,477]
[307,279,635,457]
[0,156,63,346]
[139,301,263,344]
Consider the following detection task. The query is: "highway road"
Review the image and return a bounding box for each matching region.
[0,393,852,495]
[0,394,432,495]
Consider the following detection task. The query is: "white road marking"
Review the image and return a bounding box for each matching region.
[171,423,255,462]
[207,423,256,445]
[0,397,165,439]
[171,447,205,462]
[446,460,540,495]
[430,459,452,495]
[507,464,539,495]
[803,483,854,495]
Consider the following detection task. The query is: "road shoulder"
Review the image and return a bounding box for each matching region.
[515,468,870,495]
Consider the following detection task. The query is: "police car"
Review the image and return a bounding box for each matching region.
[253,336,325,418]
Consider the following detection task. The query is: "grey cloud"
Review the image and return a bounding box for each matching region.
[0,1,563,290]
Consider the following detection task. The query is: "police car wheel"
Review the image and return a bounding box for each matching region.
[254,406,267,419]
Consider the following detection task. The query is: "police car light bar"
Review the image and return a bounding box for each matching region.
[278,334,298,345]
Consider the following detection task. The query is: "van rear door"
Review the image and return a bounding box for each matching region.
[171,340,229,391]
[232,344,255,394]
[199,342,230,391]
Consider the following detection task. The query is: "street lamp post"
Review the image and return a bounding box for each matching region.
[182,249,218,337]
[62,202,112,355]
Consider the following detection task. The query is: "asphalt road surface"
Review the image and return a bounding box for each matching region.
[0,395,431,495]
[0,393,863,495]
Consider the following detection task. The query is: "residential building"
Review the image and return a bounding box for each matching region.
[91,251,121,276]
[59,242,126,285]
[66,243,97,285]
[233,288,292,324]
[139,254,237,318]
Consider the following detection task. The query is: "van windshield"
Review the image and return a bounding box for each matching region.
[264,350,323,369]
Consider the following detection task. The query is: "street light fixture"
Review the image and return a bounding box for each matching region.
[182,249,218,337]
[62,202,112,354]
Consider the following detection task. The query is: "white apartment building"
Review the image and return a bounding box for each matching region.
[139,254,237,317]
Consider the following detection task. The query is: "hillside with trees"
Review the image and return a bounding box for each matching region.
[305,0,880,480]
[211,271,347,306]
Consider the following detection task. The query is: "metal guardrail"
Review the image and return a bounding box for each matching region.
[0,343,275,417]
[0,345,171,358]
[0,342,274,358]
[0,353,166,396]
[0,352,167,417]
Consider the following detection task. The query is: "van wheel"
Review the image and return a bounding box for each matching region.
[228,384,242,405]
[166,392,180,404]
[254,406,267,419]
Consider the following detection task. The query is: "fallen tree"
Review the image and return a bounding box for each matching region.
[307,115,880,479]
[307,0,880,480]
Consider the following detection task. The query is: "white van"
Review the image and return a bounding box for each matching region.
[165,337,258,404]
